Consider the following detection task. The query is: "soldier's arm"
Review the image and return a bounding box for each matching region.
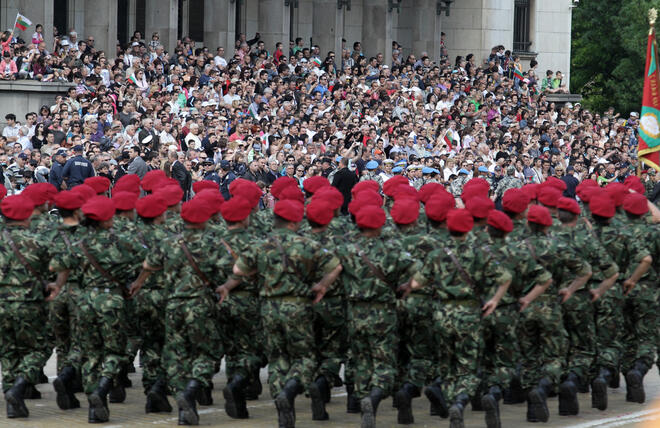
[45,270,70,301]
[311,263,343,303]
[483,276,511,317]
[623,255,653,295]
[127,261,159,298]
[481,259,513,317]
[589,272,620,302]
[519,278,552,311]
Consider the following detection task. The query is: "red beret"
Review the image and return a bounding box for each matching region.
[354,189,383,207]
[181,198,214,223]
[82,196,116,222]
[579,179,598,188]
[348,198,364,216]
[544,176,567,192]
[84,176,111,194]
[557,197,580,215]
[520,183,540,201]
[576,179,598,200]
[112,191,138,211]
[193,180,220,194]
[141,170,167,192]
[589,194,615,218]
[487,210,513,233]
[22,182,57,206]
[1,195,35,220]
[0,183,6,200]
[461,180,490,203]
[72,184,97,202]
[312,186,344,210]
[114,173,141,189]
[623,193,649,216]
[194,189,225,214]
[447,208,474,233]
[425,193,455,222]
[356,205,386,229]
[54,190,85,211]
[352,180,381,197]
[465,196,495,219]
[418,183,446,204]
[303,176,330,194]
[274,199,304,222]
[155,185,184,207]
[537,186,562,208]
[463,178,490,193]
[502,188,530,214]
[306,199,334,226]
[220,196,253,222]
[112,180,140,196]
[578,185,603,203]
[605,182,627,207]
[279,185,305,204]
[391,198,420,225]
[527,205,553,227]
[392,184,420,201]
[624,176,645,194]
[271,176,299,199]
[136,194,168,218]
[382,176,409,197]
[230,179,262,208]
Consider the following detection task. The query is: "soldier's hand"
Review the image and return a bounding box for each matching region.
[45,282,61,302]
[215,285,229,304]
[518,297,531,312]
[396,282,412,299]
[623,279,636,295]
[127,281,142,299]
[558,288,572,303]
[482,299,497,317]
[311,283,327,304]
[589,288,602,302]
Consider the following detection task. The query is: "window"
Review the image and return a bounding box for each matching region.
[188,0,205,42]
[513,0,532,52]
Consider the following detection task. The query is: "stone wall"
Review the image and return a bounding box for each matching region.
[0,81,74,126]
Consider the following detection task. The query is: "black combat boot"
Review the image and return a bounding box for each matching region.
[591,367,612,411]
[448,393,470,428]
[223,374,248,419]
[244,369,262,400]
[5,377,30,418]
[609,367,620,389]
[360,386,384,428]
[346,383,361,413]
[424,377,449,418]
[38,368,49,384]
[526,378,551,423]
[53,366,80,410]
[145,379,172,413]
[503,376,526,404]
[117,365,132,388]
[626,360,649,404]
[275,378,301,428]
[176,379,201,425]
[394,382,420,424]
[481,385,502,428]
[470,385,484,411]
[195,384,213,406]
[23,384,41,399]
[88,376,112,423]
[309,376,329,420]
[559,372,579,416]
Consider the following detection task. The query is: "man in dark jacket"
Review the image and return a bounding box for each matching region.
[169,151,192,201]
[332,157,358,215]
[561,165,579,199]
[49,149,68,190]
[62,145,94,188]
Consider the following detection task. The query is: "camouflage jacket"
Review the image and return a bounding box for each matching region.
[360,172,383,188]
[449,175,469,197]
[398,229,441,297]
[495,176,523,200]
[236,227,340,299]
[47,223,88,289]
[217,227,259,295]
[308,227,347,298]
[1,225,51,301]
[608,216,656,283]
[132,222,171,290]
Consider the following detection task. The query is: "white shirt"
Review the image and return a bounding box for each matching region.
[214,56,227,68]
[2,124,19,140]
[185,133,202,150]
[223,93,241,106]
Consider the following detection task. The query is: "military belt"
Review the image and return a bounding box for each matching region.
[267,295,308,303]
[444,298,481,307]
[349,301,392,309]
[231,290,253,297]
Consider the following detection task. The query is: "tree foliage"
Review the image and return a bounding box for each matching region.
[571,0,660,114]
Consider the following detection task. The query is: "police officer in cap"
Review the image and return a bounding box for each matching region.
[62,145,94,189]
[49,149,68,190]
[219,159,237,200]
[202,159,221,186]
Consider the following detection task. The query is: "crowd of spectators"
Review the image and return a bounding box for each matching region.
[1,25,659,207]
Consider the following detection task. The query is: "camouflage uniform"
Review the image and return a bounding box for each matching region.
[518,232,591,390]
[235,227,340,397]
[494,175,523,202]
[0,226,51,392]
[416,237,512,402]
[449,175,469,197]
[341,235,419,399]
[146,228,227,393]
[360,171,384,188]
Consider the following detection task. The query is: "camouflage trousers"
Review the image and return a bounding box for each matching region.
[312,296,347,387]
[434,302,483,403]
[347,302,398,399]
[124,298,141,371]
[77,288,127,394]
[134,288,167,392]
[217,292,263,384]
[519,297,568,390]
[397,295,437,389]
[481,303,520,390]
[261,298,315,398]
[621,282,658,373]
[49,285,82,373]
[0,301,48,392]
[164,295,223,393]
[562,289,596,381]
[593,286,624,372]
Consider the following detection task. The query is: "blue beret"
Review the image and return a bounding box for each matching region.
[458,168,469,175]
[366,160,379,170]
[478,166,489,173]
[422,167,434,174]
[392,166,403,173]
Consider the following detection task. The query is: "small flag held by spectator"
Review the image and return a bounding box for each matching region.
[14,14,32,31]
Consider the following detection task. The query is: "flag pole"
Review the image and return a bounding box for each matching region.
[641,8,658,177]
[10,13,18,39]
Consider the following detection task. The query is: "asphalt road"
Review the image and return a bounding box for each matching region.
[1,354,659,427]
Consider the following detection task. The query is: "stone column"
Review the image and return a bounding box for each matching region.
[362,0,392,64]
[16,0,54,49]
[258,0,290,53]
[145,0,178,53]
[410,0,437,59]
[312,0,344,57]
[204,0,235,51]
[84,0,117,57]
